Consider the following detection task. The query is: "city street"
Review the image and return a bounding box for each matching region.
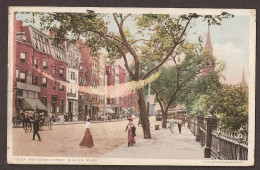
[12,116,206,159]
[12,117,157,157]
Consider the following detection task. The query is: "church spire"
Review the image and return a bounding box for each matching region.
[241,67,246,86]
[204,26,213,55]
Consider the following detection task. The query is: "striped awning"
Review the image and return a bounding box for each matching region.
[23,97,47,111]
[105,108,114,114]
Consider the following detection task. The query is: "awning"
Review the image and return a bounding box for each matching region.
[23,98,47,111]
[105,108,114,114]
[121,107,129,114]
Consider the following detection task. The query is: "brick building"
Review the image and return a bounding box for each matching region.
[106,65,139,115]
[76,40,106,120]
[13,17,67,116]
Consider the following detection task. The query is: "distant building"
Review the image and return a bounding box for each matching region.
[76,40,106,120]
[240,68,247,86]
[202,26,214,76]
[106,64,139,116]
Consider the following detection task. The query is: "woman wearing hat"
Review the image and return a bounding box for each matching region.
[125,117,136,147]
[79,118,94,148]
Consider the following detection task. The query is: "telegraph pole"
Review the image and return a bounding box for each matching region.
[147,83,150,116]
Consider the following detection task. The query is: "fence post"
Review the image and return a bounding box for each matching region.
[196,109,204,142]
[204,106,218,158]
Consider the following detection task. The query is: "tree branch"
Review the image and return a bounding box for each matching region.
[141,17,193,80]
[113,13,140,79]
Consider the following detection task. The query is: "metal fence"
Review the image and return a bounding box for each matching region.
[187,116,248,160]
[211,128,248,160]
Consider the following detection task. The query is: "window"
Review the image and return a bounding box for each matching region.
[92,70,97,78]
[19,72,26,83]
[92,81,97,89]
[53,81,56,90]
[34,58,38,68]
[52,97,57,102]
[53,64,56,75]
[42,97,47,106]
[34,76,38,85]
[80,78,84,85]
[79,93,82,99]
[51,103,56,113]
[93,60,98,68]
[43,60,47,69]
[17,89,23,96]
[60,68,64,77]
[80,65,83,72]
[59,99,64,113]
[20,52,26,63]
[59,84,64,91]
[42,77,47,87]
[71,72,75,80]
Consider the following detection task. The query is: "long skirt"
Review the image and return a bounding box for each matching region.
[79,128,94,148]
[128,130,136,146]
[170,122,174,133]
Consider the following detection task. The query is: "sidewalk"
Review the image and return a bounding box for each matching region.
[52,119,128,125]
[102,126,207,159]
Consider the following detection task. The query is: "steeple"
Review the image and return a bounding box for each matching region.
[241,67,246,86]
[204,26,213,55]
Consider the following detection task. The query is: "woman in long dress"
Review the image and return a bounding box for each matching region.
[169,116,175,133]
[79,118,94,148]
[125,117,136,147]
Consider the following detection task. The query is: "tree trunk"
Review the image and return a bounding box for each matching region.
[162,110,168,128]
[137,88,151,139]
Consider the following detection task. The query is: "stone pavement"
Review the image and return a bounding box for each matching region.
[102,126,207,159]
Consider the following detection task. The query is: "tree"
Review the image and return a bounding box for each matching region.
[37,11,232,139]
[150,41,223,127]
[206,85,248,133]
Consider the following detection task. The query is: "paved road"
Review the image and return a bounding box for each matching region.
[102,126,207,159]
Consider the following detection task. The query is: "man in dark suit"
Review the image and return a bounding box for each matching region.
[31,114,41,141]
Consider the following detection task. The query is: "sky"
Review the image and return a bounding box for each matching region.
[16,12,251,85]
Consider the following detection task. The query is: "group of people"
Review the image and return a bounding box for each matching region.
[169,116,183,134]
[79,116,136,148]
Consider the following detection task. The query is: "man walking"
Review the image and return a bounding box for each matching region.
[31,114,41,141]
[177,119,183,134]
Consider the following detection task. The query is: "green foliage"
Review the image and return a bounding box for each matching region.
[207,85,248,133]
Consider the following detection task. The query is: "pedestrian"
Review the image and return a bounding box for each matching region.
[31,114,41,141]
[79,118,94,148]
[35,105,40,114]
[125,117,136,147]
[169,116,175,133]
[177,119,183,134]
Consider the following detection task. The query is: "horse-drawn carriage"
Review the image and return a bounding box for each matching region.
[12,109,53,132]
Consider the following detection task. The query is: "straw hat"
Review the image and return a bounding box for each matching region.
[127,117,133,121]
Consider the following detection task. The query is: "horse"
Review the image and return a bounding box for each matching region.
[12,115,22,127]
[21,112,32,132]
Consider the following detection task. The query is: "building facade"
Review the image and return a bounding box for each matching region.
[13,17,67,116]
